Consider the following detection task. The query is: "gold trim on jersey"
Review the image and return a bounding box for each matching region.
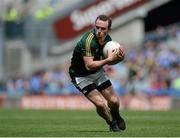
[85,33,94,56]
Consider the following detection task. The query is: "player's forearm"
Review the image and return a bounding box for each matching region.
[85,59,109,71]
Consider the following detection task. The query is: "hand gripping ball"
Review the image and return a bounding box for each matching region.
[103,41,125,65]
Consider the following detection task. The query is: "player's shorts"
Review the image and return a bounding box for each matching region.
[71,69,112,95]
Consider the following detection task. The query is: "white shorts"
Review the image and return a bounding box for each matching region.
[73,69,111,95]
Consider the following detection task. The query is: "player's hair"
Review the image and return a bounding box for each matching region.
[95,15,112,29]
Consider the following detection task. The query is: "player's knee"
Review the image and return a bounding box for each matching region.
[95,100,106,109]
[109,96,119,107]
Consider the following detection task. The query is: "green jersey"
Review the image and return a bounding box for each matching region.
[69,29,112,77]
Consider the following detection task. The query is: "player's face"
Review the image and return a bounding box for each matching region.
[95,19,109,39]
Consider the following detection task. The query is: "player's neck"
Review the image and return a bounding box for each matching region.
[98,37,106,45]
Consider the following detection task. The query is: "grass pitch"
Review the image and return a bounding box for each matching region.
[0,109,180,137]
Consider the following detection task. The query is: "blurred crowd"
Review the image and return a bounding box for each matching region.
[2,65,79,96]
[109,24,180,97]
[0,23,180,97]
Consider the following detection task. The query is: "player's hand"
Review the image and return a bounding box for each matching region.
[107,48,119,62]
[117,47,125,60]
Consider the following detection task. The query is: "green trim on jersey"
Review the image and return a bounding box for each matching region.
[69,29,112,77]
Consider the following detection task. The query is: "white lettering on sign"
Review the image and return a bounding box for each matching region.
[70,0,141,30]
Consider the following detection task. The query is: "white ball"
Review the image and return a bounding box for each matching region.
[103,41,124,65]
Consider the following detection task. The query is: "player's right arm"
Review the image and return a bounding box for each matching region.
[81,33,119,71]
[83,49,119,71]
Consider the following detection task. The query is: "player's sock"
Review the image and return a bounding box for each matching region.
[111,111,126,130]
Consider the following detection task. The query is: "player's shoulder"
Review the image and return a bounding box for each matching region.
[81,29,95,43]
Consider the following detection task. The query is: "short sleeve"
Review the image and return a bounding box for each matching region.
[82,33,95,57]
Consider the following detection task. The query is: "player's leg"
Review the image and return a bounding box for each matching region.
[93,69,125,131]
[99,84,126,130]
[83,84,120,132]
[70,75,120,132]
[85,87,112,124]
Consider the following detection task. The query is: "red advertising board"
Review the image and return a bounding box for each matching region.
[20,95,171,110]
[53,0,149,40]
[0,96,5,106]
[21,95,94,110]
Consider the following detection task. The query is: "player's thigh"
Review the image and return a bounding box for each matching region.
[101,85,119,102]
[86,89,106,107]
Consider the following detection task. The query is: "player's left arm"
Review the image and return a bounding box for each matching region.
[117,47,125,61]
